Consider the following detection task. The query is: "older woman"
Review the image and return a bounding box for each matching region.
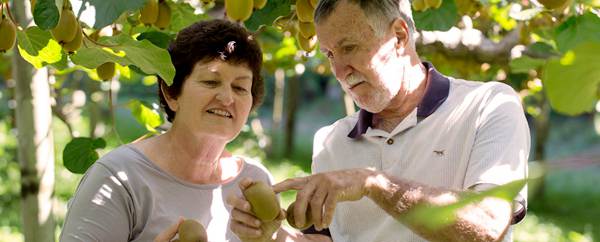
[60,19,277,242]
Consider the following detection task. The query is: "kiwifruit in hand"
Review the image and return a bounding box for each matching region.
[154,1,171,29]
[0,17,17,53]
[97,62,116,81]
[286,201,313,230]
[62,22,82,53]
[139,0,159,25]
[51,8,78,44]
[243,181,281,222]
[178,219,207,242]
[225,0,253,22]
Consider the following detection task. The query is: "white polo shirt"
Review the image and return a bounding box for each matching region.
[310,63,529,242]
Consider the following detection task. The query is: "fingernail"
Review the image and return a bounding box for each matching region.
[254,220,261,227]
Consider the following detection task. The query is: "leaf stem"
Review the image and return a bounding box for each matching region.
[82,31,119,48]
[4,2,21,30]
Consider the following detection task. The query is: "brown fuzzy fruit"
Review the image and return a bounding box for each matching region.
[286,202,313,230]
[225,0,253,22]
[97,62,116,81]
[426,0,443,9]
[178,219,207,242]
[298,21,315,39]
[296,0,314,23]
[0,17,17,53]
[62,23,83,53]
[254,0,267,10]
[412,0,428,11]
[296,31,317,52]
[243,181,280,222]
[139,0,159,25]
[51,8,79,44]
[154,1,171,29]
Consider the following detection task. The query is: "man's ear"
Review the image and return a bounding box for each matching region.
[161,82,178,112]
[391,18,410,48]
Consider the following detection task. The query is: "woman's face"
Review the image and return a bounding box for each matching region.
[167,59,254,142]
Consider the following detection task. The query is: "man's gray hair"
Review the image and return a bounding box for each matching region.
[314,0,416,38]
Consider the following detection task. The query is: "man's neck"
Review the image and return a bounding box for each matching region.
[372,62,429,133]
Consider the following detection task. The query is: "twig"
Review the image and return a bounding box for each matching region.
[82,31,119,48]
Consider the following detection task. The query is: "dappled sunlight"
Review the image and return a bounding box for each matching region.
[91,184,113,206]
[71,1,97,30]
[102,47,126,57]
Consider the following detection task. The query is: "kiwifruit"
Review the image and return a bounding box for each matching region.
[178,219,207,242]
[425,0,443,9]
[0,17,17,53]
[97,62,116,81]
[242,181,280,222]
[154,1,171,29]
[309,0,317,8]
[62,22,82,53]
[139,0,159,25]
[51,8,78,44]
[412,0,427,11]
[225,0,253,22]
[254,0,267,10]
[296,31,317,52]
[538,0,570,9]
[298,21,315,39]
[295,0,314,23]
[286,201,313,230]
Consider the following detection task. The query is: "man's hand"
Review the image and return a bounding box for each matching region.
[228,178,285,242]
[273,168,377,231]
[154,217,184,242]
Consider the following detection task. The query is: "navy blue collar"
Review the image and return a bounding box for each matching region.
[347,62,450,139]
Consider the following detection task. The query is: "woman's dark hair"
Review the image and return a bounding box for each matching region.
[158,19,264,122]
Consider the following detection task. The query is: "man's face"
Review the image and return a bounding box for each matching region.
[316,1,404,113]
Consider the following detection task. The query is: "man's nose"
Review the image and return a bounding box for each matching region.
[332,58,352,82]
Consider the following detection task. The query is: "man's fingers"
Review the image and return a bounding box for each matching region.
[153,217,183,242]
[230,207,262,229]
[310,187,328,230]
[273,177,308,193]
[294,181,317,227]
[322,193,338,229]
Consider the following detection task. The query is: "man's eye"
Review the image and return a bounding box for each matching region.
[342,45,356,53]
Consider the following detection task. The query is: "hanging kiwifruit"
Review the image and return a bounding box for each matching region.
[51,8,79,44]
[254,0,267,10]
[0,16,17,53]
[62,22,83,53]
[412,0,428,11]
[139,0,159,25]
[154,1,171,29]
[97,62,116,81]
[296,31,317,52]
[296,0,314,23]
[225,0,253,22]
[298,21,315,39]
[178,219,207,242]
[425,0,443,9]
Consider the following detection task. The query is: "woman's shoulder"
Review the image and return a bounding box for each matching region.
[93,144,150,172]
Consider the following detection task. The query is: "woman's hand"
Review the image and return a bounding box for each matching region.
[227,178,285,242]
[154,217,184,242]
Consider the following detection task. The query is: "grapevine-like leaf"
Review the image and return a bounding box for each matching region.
[245,0,294,32]
[63,137,106,174]
[128,99,162,132]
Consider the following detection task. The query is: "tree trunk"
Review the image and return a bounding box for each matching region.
[284,74,300,157]
[11,0,56,241]
[532,93,551,200]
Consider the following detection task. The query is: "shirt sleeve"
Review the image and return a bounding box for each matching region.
[60,162,134,242]
[464,83,530,220]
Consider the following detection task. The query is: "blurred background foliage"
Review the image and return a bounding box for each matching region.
[1,0,600,241]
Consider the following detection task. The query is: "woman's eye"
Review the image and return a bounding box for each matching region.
[233,86,248,93]
[201,80,219,86]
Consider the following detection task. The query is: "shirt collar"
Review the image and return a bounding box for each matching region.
[347,62,450,139]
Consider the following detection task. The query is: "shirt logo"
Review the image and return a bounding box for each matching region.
[433,150,445,156]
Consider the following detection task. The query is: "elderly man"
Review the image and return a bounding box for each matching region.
[229,1,528,241]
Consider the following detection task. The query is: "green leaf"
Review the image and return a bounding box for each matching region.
[33,0,60,30]
[405,179,526,230]
[245,0,294,32]
[74,0,146,29]
[16,27,66,68]
[555,12,600,53]
[414,0,459,31]
[128,99,162,132]
[168,1,208,32]
[136,31,174,49]
[63,137,106,174]
[543,42,600,115]
[510,56,545,74]
[70,34,175,84]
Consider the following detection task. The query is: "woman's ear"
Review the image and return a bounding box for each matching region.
[161,82,178,112]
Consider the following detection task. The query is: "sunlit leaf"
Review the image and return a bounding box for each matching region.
[128,99,162,132]
[489,4,517,30]
[543,42,600,115]
[16,27,66,69]
[63,137,106,174]
[555,12,600,53]
[168,1,208,32]
[33,0,59,30]
[413,0,459,31]
[73,0,146,29]
[70,34,175,84]
[136,31,174,49]
[246,0,294,32]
